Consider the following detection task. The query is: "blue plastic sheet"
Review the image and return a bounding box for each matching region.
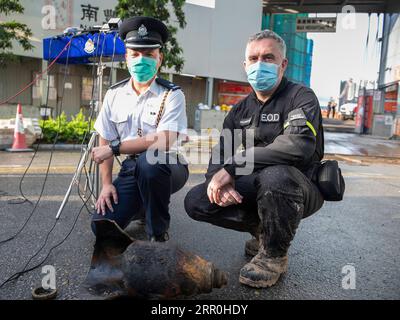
[43,31,126,65]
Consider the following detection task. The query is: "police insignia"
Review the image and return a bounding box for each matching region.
[138,24,148,37]
[289,111,306,121]
[84,39,95,54]
[288,109,307,126]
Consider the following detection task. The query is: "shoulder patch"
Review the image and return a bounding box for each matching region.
[110,77,130,89]
[239,116,252,127]
[155,77,181,91]
[288,108,307,126]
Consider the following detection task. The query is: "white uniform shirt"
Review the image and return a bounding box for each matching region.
[94,77,187,143]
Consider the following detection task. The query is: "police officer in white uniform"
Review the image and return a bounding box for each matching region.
[91,16,189,242]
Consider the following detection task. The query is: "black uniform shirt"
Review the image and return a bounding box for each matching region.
[206,77,324,180]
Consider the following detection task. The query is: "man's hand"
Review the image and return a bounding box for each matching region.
[92,145,113,164]
[207,168,234,204]
[95,184,118,215]
[215,184,243,207]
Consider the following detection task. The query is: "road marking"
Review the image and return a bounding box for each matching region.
[0,167,210,175]
[0,166,120,175]
[334,155,363,164]
[343,172,400,179]
[1,167,399,180]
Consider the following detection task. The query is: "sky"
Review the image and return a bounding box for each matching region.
[186,0,216,8]
[307,13,383,105]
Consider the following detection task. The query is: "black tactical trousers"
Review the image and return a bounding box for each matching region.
[184,165,324,257]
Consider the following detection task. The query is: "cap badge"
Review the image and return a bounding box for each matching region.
[138,24,148,37]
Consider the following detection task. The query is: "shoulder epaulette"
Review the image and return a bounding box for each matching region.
[155,77,181,91]
[110,77,130,89]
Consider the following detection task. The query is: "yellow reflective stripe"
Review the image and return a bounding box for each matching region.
[306,121,317,136]
[284,122,290,129]
[284,121,317,136]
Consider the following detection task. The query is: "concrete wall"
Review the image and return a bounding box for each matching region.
[0,58,41,118]
[379,14,400,87]
[0,57,41,105]
[169,0,263,82]
[173,74,207,128]
[377,13,400,138]
[0,57,121,119]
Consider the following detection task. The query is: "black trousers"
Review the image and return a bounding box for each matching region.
[184,165,324,257]
[92,152,189,238]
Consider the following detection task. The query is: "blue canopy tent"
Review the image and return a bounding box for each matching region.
[43,31,126,64]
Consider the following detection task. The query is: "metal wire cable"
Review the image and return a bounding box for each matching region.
[0,186,91,289]
[0,30,107,244]
[0,36,74,245]
[8,38,55,206]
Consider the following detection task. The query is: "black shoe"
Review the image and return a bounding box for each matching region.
[149,232,169,242]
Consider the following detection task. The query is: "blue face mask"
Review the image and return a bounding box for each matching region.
[127,56,158,83]
[246,61,279,92]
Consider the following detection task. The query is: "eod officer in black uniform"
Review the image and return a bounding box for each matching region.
[184,30,325,288]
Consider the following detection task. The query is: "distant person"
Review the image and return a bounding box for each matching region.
[327,100,332,118]
[327,97,337,119]
[330,97,337,119]
[331,100,337,118]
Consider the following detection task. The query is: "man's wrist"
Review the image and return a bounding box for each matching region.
[109,138,121,156]
[108,145,114,156]
[223,163,236,177]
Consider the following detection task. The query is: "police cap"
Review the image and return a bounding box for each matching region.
[119,16,169,49]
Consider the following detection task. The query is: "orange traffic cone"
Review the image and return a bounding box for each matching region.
[6,103,33,152]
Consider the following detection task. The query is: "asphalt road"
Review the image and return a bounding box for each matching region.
[0,162,399,300]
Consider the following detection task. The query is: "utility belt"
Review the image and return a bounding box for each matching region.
[126,154,139,160]
[306,160,345,202]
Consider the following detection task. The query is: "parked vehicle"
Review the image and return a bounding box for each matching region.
[339,103,357,120]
